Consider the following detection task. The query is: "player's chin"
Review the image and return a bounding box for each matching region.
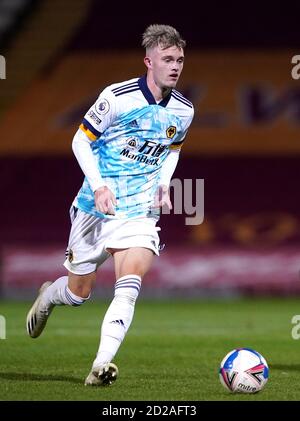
[168,80,178,88]
[163,79,178,89]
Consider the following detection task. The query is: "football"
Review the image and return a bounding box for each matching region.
[219,348,269,393]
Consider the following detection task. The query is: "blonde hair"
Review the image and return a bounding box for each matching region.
[142,24,186,51]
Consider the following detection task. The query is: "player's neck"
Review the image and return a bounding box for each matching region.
[146,75,171,103]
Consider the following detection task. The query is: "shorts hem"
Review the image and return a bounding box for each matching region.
[105,243,159,256]
[63,260,97,276]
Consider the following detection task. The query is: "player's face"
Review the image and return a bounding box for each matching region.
[146,45,184,89]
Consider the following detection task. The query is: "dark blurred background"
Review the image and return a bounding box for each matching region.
[1,0,300,298]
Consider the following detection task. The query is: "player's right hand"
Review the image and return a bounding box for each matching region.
[94,186,117,215]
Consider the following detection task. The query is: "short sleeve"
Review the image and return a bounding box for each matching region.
[169,108,194,150]
[79,87,116,141]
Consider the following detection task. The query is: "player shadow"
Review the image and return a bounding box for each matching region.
[0,372,83,384]
[269,364,300,372]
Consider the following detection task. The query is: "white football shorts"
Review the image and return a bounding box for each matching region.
[63,207,161,275]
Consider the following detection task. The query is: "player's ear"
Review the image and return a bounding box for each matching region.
[144,56,152,69]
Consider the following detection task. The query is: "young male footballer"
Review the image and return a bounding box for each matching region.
[26,24,194,386]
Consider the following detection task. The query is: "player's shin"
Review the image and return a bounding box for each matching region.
[93,274,141,368]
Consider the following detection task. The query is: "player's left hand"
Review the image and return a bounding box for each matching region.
[153,184,172,211]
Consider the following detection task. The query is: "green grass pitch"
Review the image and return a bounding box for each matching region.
[0,297,300,401]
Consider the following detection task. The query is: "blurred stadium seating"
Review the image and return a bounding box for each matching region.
[1,0,300,298]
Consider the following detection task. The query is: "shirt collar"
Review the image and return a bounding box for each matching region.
[138,75,172,108]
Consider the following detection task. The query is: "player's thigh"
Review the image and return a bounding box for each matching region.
[64,208,110,276]
[110,247,155,279]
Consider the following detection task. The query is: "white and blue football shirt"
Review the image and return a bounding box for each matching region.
[73,75,194,219]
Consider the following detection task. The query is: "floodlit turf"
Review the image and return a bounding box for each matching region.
[0,297,300,401]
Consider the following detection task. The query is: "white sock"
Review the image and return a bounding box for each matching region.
[42,276,90,307]
[92,274,141,368]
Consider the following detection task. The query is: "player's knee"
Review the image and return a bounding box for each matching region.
[118,263,149,278]
[67,271,95,300]
[68,284,92,300]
